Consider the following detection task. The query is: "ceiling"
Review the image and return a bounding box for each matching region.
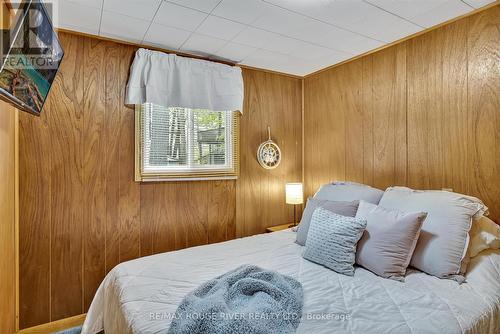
[53,0,494,76]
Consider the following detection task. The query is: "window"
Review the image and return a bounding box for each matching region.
[135,103,239,181]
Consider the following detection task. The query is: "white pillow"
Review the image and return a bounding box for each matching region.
[355,201,427,281]
[379,187,488,282]
[314,181,384,204]
[468,217,500,257]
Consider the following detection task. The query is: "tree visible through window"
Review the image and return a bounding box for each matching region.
[136,103,239,181]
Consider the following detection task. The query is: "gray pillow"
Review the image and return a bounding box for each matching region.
[296,198,359,246]
[314,181,384,204]
[379,187,488,282]
[355,201,427,281]
[303,207,367,276]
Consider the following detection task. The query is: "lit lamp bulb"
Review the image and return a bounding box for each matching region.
[286,183,303,226]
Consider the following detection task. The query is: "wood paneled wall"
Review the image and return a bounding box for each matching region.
[1,2,17,333]
[238,69,302,237]
[304,5,500,222]
[18,33,302,328]
[0,100,17,334]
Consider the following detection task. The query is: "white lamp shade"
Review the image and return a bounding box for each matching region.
[286,183,303,205]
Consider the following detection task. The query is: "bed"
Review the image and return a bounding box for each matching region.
[82,229,500,334]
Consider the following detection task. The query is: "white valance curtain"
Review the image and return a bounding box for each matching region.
[125,48,244,112]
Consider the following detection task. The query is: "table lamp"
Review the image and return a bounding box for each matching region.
[286,183,303,226]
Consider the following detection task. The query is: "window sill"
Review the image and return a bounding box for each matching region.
[135,175,238,182]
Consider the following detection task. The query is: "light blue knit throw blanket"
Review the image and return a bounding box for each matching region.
[167,265,303,334]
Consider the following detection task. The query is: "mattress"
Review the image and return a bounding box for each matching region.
[82,229,500,334]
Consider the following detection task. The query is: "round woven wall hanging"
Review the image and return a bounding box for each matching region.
[257,126,281,169]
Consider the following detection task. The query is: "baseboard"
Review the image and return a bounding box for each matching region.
[18,314,86,334]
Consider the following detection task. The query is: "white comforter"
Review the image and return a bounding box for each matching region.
[82,229,500,334]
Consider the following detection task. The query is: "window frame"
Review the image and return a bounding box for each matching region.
[135,104,240,182]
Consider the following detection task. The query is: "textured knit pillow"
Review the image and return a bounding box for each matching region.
[355,201,427,281]
[379,187,488,282]
[296,198,359,246]
[314,181,384,204]
[303,207,367,276]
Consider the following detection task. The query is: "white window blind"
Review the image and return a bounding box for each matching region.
[136,103,239,181]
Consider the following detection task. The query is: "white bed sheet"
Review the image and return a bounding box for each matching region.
[82,229,500,334]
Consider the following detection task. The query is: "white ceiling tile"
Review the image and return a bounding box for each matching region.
[272,62,310,76]
[462,0,496,8]
[216,0,325,39]
[330,53,356,65]
[342,10,422,42]
[215,42,257,62]
[291,54,356,77]
[366,0,451,20]
[232,12,380,55]
[100,10,150,42]
[104,0,162,21]
[58,24,98,35]
[290,43,334,61]
[143,23,191,50]
[250,2,312,35]
[409,0,472,27]
[282,19,382,55]
[290,43,352,62]
[232,27,305,55]
[242,49,309,76]
[300,62,332,76]
[54,24,99,35]
[321,53,355,66]
[302,49,364,74]
[339,37,383,56]
[99,31,142,44]
[265,0,376,28]
[54,0,484,76]
[154,1,208,31]
[62,0,103,9]
[267,0,421,42]
[196,15,246,40]
[366,0,473,28]
[167,0,221,13]
[58,1,101,34]
[212,0,267,25]
[231,26,277,48]
[180,33,228,55]
[240,48,280,66]
[300,63,325,76]
[260,35,305,55]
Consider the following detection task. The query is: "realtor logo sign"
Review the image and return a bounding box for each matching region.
[1,0,61,70]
